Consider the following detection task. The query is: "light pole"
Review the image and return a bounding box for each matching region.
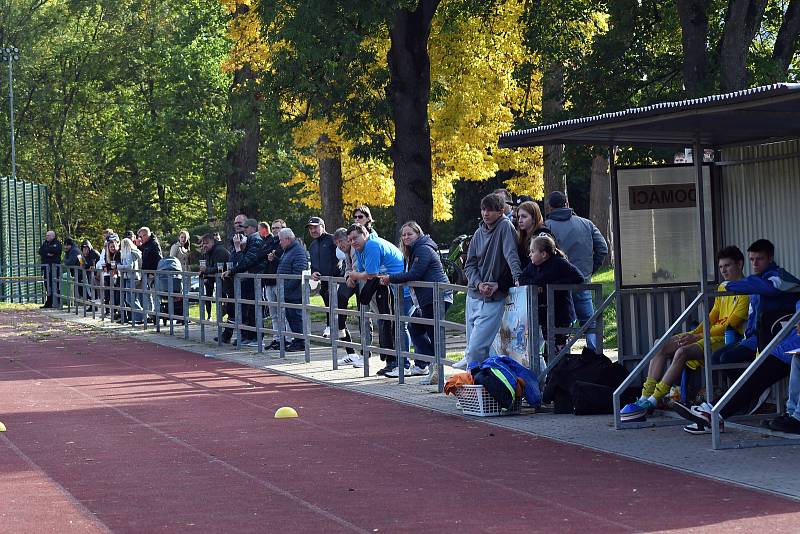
[1,47,19,180]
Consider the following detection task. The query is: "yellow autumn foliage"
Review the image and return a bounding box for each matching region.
[222,0,544,221]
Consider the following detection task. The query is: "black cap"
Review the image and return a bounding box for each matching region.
[307,216,324,227]
[546,191,568,208]
[507,195,534,207]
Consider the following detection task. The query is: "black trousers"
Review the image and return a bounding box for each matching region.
[373,284,395,366]
[240,278,256,340]
[720,355,789,419]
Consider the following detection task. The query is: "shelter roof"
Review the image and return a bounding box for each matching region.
[498,83,800,149]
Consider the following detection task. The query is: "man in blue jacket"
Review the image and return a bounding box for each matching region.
[347,223,405,375]
[545,191,608,351]
[277,228,309,352]
[712,239,800,368]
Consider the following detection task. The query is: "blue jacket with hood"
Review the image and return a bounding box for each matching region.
[727,262,800,350]
[388,234,452,307]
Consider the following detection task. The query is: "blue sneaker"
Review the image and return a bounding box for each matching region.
[620,399,655,422]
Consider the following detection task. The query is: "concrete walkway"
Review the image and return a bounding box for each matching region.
[43,308,800,501]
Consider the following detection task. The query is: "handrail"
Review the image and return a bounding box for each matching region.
[612,292,705,429]
[710,307,800,449]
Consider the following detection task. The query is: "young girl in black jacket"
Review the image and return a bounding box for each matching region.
[519,235,584,349]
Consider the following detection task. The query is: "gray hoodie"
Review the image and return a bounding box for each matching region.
[464,217,521,301]
[545,207,608,281]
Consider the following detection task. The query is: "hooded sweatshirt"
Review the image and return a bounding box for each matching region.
[464,216,521,302]
[545,207,608,281]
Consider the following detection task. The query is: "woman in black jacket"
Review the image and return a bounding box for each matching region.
[519,235,583,350]
[379,221,453,384]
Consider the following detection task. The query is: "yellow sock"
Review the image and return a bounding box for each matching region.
[641,377,657,398]
[652,381,671,401]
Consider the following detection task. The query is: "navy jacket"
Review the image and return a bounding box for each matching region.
[231,233,266,274]
[519,255,584,328]
[726,262,800,350]
[309,233,342,277]
[277,240,308,302]
[388,235,452,307]
[39,239,62,265]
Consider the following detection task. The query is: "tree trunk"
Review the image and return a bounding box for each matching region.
[718,0,768,92]
[772,0,800,79]
[542,61,566,197]
[224,5,261,237]
[224,62,261,237]
[316,134,345,230]
[589,153,611,265]
[387,0,440,237]
[676,0,710,97]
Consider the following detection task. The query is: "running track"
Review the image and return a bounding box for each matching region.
[1,310,798,533]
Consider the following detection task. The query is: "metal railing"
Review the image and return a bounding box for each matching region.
[31,263,607,394]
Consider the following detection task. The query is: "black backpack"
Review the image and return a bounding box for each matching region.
[542,348,630,414]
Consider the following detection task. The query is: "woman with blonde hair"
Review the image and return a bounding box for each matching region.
[379,221,453,383]
[516,201,552,269]
[169,230,191,271]
[120,237,145,323]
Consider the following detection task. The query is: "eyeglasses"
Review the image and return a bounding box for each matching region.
[354,214,366,220]
[271,226,281,230]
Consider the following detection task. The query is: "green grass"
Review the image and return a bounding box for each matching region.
[592,267,617,349]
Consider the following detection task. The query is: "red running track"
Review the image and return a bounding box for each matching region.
[1,310,798,533]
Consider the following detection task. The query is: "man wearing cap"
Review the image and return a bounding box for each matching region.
[223,218,266,347]
[544,190,608,352]
[39,230,63,308]
[308,216,343,338]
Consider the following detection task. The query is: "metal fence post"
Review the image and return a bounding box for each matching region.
[359,284,370,377]
[233,274,241,349]
[393,284,404,383]
[277,276,286,358]
[432,282,444,393]
[215,273,223,345]
[182,271,190,339]
[255,274,263,352]
[329,277,338,370]
[167,272,175,336]
[301,274,311,363]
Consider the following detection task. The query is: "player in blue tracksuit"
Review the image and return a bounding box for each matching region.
[711,239,800,367]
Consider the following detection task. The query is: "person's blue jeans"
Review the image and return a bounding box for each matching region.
[788,354,800,420]
[284,304,303,343]
[465,296,505,364]
[401,294,413,353]
[122,276,144,322]
[571,289,597,351]
[409,301,452,369]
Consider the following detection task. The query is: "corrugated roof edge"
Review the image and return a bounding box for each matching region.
[499,83,800,142]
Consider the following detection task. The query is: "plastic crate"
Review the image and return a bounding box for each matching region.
[454,384,521,417]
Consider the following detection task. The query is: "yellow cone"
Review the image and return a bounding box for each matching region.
[0,421,6,432]
[274,407,298,419]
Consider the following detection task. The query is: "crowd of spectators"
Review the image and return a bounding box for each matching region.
[35,191,800,434]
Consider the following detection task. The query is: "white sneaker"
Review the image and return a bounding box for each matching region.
[452,357,469,370]
[385,367,409,378]
[323,326,330,338]
[241,339,259,348]
[407,365,428,376]
[337,354,364,368]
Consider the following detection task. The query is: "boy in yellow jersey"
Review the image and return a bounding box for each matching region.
[621,246,749,422]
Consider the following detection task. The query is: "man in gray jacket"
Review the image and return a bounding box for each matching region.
[545,191,608,351]
[456,193,522,369]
